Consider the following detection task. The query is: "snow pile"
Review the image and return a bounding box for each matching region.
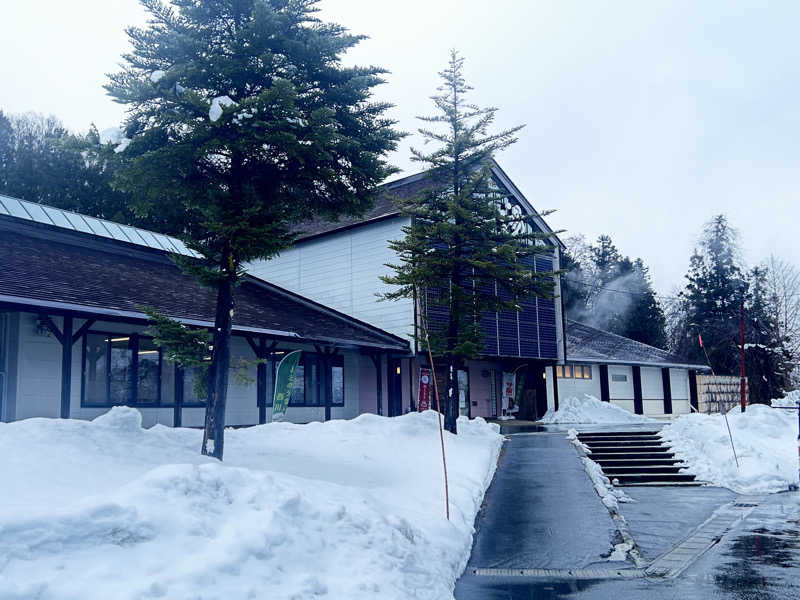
[661,404,798,493]
[0,408,502,600]
[209,95,236,122]
[541,394,654,424]
[772,389,800,408]
[150,69,166,83]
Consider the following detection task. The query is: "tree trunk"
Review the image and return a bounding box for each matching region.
[202,272,235,460]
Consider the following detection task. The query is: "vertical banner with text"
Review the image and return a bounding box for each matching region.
[502,371,517,414]
[272,350,302,421]
[418,367,432,412]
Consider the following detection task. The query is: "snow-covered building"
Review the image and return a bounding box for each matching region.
[547,321,709,418]
[252,162,708,420]
[251,162,568,420]
[0,194,409,426]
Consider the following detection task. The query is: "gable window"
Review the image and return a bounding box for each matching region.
[83,333,163,407]
[556,364,592,379]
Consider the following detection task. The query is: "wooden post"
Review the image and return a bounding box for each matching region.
[661,367,673,415]
[551,365,559,412]
[60,316,73,419]
[632,366,643,415]
[689,370,699,412]
[370,354,383,416]
[599,365,610,403]
[174,365,184,427]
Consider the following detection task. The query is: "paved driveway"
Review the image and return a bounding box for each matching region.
[455,429,800,599]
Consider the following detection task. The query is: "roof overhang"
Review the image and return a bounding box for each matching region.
[566,356,711,371]
[0,294,408,351]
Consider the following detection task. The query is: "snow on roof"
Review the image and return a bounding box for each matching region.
[0,193,196,256]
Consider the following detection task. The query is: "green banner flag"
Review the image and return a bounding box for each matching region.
[272,350,302,421]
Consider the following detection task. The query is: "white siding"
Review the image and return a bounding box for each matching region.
[249,217,415,341]
[550,365,603,402]
[608,365,634,415]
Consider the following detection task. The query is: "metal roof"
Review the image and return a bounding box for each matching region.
[0,193,195,256]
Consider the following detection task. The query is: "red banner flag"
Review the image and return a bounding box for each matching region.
[698,333,704,348]
[418,368,432,412]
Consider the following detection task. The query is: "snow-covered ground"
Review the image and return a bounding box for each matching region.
[0,408,502,600]
[541,394,655,424]
[661,402,799,494]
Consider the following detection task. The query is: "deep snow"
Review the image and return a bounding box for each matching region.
[541,394,654,424]
[0,408,502,600]
[661,403,799,494]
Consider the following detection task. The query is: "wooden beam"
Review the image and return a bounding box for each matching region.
[71,319,96,345]
[38,313,64,345]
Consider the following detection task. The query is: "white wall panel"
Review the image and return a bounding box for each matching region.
[641,367,664,400]
[249,217,415,340]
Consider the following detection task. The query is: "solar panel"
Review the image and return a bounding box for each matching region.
[0,193,196,257]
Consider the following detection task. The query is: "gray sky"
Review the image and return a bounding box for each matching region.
[1,0,798,294]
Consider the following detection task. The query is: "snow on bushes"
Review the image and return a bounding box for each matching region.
[0,408,503,600]
[661,403,798,494]
[541,394,654,424]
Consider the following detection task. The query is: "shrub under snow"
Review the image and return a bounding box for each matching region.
[0,408,502,600]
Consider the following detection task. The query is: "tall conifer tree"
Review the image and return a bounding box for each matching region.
[106,0,400,458]
[382,51,555,433]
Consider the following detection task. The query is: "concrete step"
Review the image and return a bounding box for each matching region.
[610,472,697,484]
[590,452,675,461]
[602,465,685,475]
[593,458,685,467]
[585,445,670,454]
[580,436,663,444]
[577,430,661,438]
[583,440,665,448]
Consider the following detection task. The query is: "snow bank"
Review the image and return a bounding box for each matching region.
[0,408,502,600]
[661,404,798,494]
[541,394,654,424]
[772,389,800,408]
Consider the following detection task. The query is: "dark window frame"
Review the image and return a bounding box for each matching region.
[81,331,163,408]
[284,351,345,408]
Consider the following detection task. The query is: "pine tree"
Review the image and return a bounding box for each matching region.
[675,215,747,374]
[106,0,401,459]
[744,266,793,403]
[382,51,555,434]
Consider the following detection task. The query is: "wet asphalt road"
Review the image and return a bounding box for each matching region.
[455,432,800,600]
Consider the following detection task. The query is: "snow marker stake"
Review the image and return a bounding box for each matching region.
[697,328,739,469]
[419,305,450,521]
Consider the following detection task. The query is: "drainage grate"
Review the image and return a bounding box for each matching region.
[471,567,645,579]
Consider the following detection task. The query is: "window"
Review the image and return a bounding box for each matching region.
[83,333,162,407]
[611,374,628,383]
[556,364,592,379]
[287,352,345,407]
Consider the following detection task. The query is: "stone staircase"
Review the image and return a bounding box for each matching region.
[577,430,700,486]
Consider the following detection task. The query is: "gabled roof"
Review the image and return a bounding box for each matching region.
[294,161,565,248]
[567,320,707,370]
[0,205,409,352]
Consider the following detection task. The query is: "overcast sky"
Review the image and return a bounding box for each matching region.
[1,0,798,294]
